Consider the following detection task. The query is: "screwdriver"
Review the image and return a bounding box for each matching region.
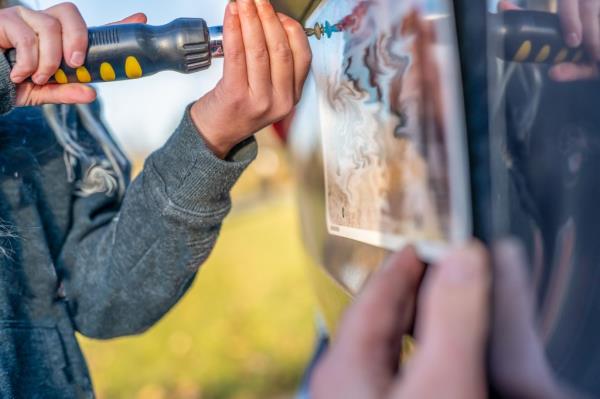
[6,18,222,84]
[3,10,589,85]
[4,18,336,85]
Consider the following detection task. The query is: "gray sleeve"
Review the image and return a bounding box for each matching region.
[0,53,17,115]
[58,106,257,339]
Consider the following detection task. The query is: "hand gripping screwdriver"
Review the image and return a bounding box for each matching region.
[6,18,224,84]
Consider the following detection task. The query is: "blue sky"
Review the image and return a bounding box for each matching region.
[25,0,228,155]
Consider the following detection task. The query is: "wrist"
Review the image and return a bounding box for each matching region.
[190,100,235,159]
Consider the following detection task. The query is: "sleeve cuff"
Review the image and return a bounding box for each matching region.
[145,104,257,218]
[0,53,16,115]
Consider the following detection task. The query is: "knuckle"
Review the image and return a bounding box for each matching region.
[38,57,61,73]
[279,95,294,114]
[249,46,269,62]
[18,61,37,75]
[253,97,272,116]
[239,3,255,17]
[300,50,313,67]
[225,47,245,63]
[12,5,26,16]
[229,91,246,107]
[224,85,246,106]
[69,27,89,46]
[40,15,61,32]
[282,17,302,32]
[18,33,37,48]
[273,42,293,62]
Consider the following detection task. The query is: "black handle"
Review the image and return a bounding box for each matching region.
[494,10,588,65]
[6,18,212,84]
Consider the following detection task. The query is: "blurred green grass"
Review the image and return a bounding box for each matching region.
[79,186,317,398]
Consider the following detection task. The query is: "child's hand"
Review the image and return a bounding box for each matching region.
[0,2,147,107]
[191,0,312,159]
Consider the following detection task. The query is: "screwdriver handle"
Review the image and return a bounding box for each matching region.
[495,10,588,65]
[6,18,222,84]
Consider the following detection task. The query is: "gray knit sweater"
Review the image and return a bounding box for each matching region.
[0,54,256,398]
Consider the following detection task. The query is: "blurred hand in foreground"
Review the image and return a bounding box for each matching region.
[310,243,490,398]
[310,241,574,399]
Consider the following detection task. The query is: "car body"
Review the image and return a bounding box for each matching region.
[274,0,600,395]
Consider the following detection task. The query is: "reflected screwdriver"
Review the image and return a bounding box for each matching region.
[491,10,589,65]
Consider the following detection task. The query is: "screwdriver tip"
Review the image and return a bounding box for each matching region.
[305,21,341,40]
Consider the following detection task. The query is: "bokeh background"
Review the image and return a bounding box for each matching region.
[23,0,319,397]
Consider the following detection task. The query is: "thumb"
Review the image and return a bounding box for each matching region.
[16,83,97,107]
[107,13,148,26]
[394,242,491,399]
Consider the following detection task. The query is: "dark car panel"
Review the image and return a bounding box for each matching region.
[287,0,600,396]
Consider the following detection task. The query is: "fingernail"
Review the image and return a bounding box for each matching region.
[32,74,48,85]
[494,239,526,268]
[70,51,85,67]
[440,243,487,283]
[10,72,23,83]
[382,244,417,270]
[229,1,238,14]
[566,32,580,48]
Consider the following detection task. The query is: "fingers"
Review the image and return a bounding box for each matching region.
[310,246,426,399]
[0,4,90,85]
[255,0,293,105]
[44,2,88,68]
[419,242,490,352]
[222,1,248,89]
[237,0,271,96]
[107,12,148,26]
[334,246,425,376]
[19,9,71,85]
[1,15,39,83]
[278,13,312,103]
[18,7,64,85]
[396,242,490,399]
[549,62,598,81]
[558,0,582,47]
[16,82,96,106]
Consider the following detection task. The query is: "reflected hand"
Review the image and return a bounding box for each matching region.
[191,0,312,158]
[310,244,491,399]
[0,2,147,106]
[552,0,600,81]
[498,0,599,81]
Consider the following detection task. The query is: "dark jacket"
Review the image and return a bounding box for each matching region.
[0,55,257,398]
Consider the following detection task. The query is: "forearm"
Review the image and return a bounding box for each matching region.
[59,107,257,338]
